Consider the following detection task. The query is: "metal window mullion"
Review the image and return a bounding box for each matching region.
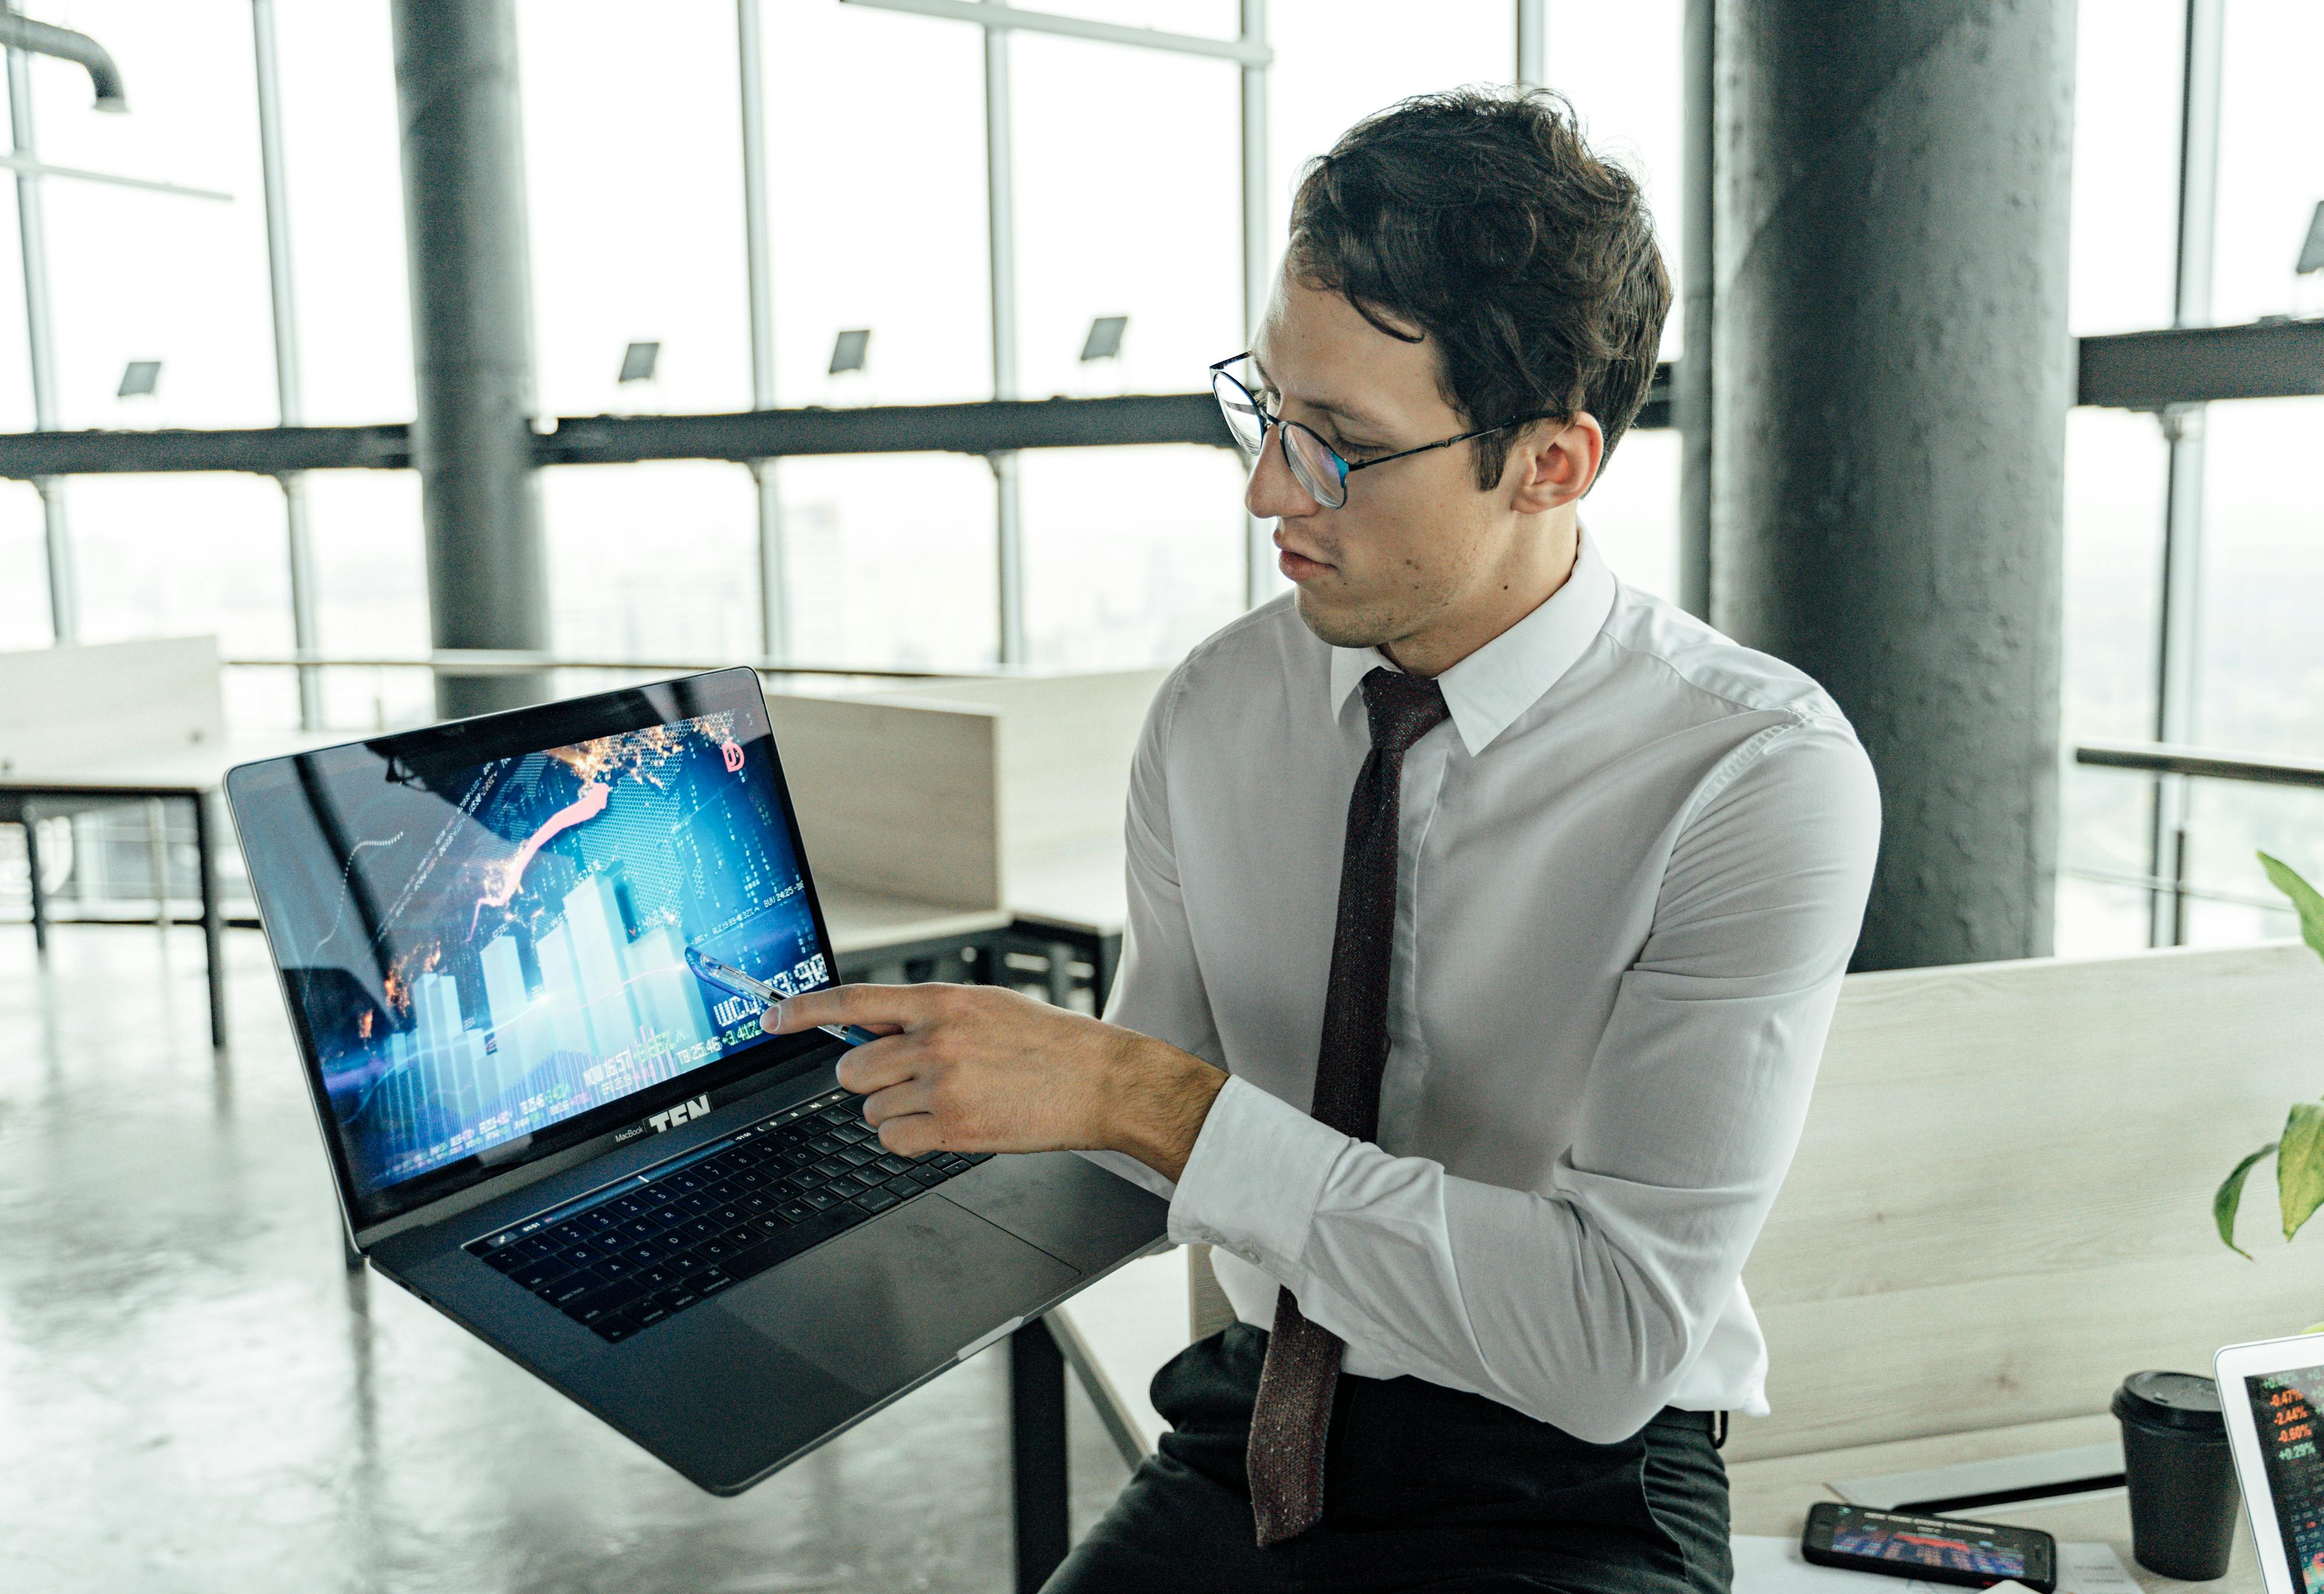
[5,38,73,643]
[1515,0,1544,87]
[737,0,789,662]
[985,2,1024,665]
[252,0,322,728]
[2147,0,2223,948]
[1239,0,1271,608]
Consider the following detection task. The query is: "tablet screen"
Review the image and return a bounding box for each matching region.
[2247,1364,2324,1593]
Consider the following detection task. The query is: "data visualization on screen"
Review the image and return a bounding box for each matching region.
[2248,1366,2324,1594]
[255,710,827,1200]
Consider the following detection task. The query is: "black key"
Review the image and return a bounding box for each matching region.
[595,1253,634,1279]
[907,1165,947,1188]
[558,1242,604,1270]
[836,1146,876,1169]
[694,1266,736,1296]
[704,1179,743,1202]
[592,1312,639,1343]
[696,1233,737,1260]
[799,1190,838,1212]
[856,1187,902,1215]
[964,1153,994,1165]
[776,1200,815,1224]
[479,1245,528,1273]
[576,1209,621,1234]
[747,1215,792,1240]
[883,1175,921,1199]
[680,1217,722,1240]
[937,1155,971,1173]
[609,1194,654,1218]
[621,1237,673,1267]
[806,1135,843,1156]
[657,1283,701,1313]
[675,1192,718,1216]
[723,1206,855,1281]
[632,1265,676,1291]
[512,1257,573,1292]
[562,1276,644,1323]
[873,1155,913,1177]
[632,1299,670,1328]
[666,1246,712,1276]
[738,1192,774,1215]
[547,1269,609,1307]
[646,1202,686,1227]
[732,1168,770,1190]
[666,1171,706,1193]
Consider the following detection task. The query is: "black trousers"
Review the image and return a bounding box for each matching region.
[1045,1324,1731,1594]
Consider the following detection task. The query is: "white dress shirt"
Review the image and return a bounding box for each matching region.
[1092,531,1881,1445]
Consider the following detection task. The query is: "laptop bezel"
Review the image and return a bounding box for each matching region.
[225,667,855,1245]
[2215,1330,2324,1594]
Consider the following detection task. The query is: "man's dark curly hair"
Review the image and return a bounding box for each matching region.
[1286,87,1670,491]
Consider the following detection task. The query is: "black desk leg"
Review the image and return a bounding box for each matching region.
[20,814,49,956]
[192,793,227,1051]
[1010,1318,1071,1593]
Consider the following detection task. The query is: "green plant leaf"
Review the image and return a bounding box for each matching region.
[2219,1142,2279,1258]
[2285,1104,2324,1241]
[2259,852,2324,965]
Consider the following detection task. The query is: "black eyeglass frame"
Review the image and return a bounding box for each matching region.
[1209,352,1565,510]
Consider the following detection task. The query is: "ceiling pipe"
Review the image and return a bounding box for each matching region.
[0,6,127,112]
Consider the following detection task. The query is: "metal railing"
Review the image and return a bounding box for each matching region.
[2071,740,2323,944]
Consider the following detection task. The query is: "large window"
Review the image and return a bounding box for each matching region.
[2053,0,2323,954]
[12,0,2309,964]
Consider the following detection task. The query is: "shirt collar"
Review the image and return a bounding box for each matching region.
[1328,529,1618,756]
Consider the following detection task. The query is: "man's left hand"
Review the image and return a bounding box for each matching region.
[766,983,1225,1183]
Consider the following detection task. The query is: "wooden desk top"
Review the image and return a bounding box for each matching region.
[1729,1414,2260,1594]
[1007,846,1128,940]
[0,730,342,794]
[818,886,1012,959]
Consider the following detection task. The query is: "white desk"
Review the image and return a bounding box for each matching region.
[1729,1413,2258,1594]
[1,730,342,1048]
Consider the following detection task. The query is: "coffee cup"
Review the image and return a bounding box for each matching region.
[2113,1370,2242,1581]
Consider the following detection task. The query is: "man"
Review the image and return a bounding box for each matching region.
[774,88,1881,1592]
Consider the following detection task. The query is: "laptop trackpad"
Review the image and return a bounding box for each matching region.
[714,1195,1079,1399]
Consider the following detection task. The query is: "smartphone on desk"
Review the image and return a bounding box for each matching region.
[1802,1502,2056,1592]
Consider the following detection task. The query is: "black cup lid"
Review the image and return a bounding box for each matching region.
[2113,1370,2225,1432]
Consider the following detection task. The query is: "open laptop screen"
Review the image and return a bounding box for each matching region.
[228,670,844,1227]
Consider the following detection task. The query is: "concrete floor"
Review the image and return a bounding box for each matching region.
[0,926,1132,1594]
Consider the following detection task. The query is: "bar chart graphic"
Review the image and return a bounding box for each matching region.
[292,710,828,1195]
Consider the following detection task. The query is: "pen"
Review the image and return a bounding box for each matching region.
[683,948,880,1047]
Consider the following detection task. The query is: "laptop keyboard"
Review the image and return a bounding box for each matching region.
[464,1088,989,1343]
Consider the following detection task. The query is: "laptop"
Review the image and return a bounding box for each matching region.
[225,667,1169,1493]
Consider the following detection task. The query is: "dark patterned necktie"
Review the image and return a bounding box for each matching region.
[1246,665,1451,1547]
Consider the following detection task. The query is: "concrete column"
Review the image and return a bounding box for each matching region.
[1711,0,2075,970]
[390,0,551,719]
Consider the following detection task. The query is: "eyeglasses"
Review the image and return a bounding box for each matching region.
[1210,352,1559,510]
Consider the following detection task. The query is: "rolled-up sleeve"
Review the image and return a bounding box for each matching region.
[1167,713,1881,1441]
